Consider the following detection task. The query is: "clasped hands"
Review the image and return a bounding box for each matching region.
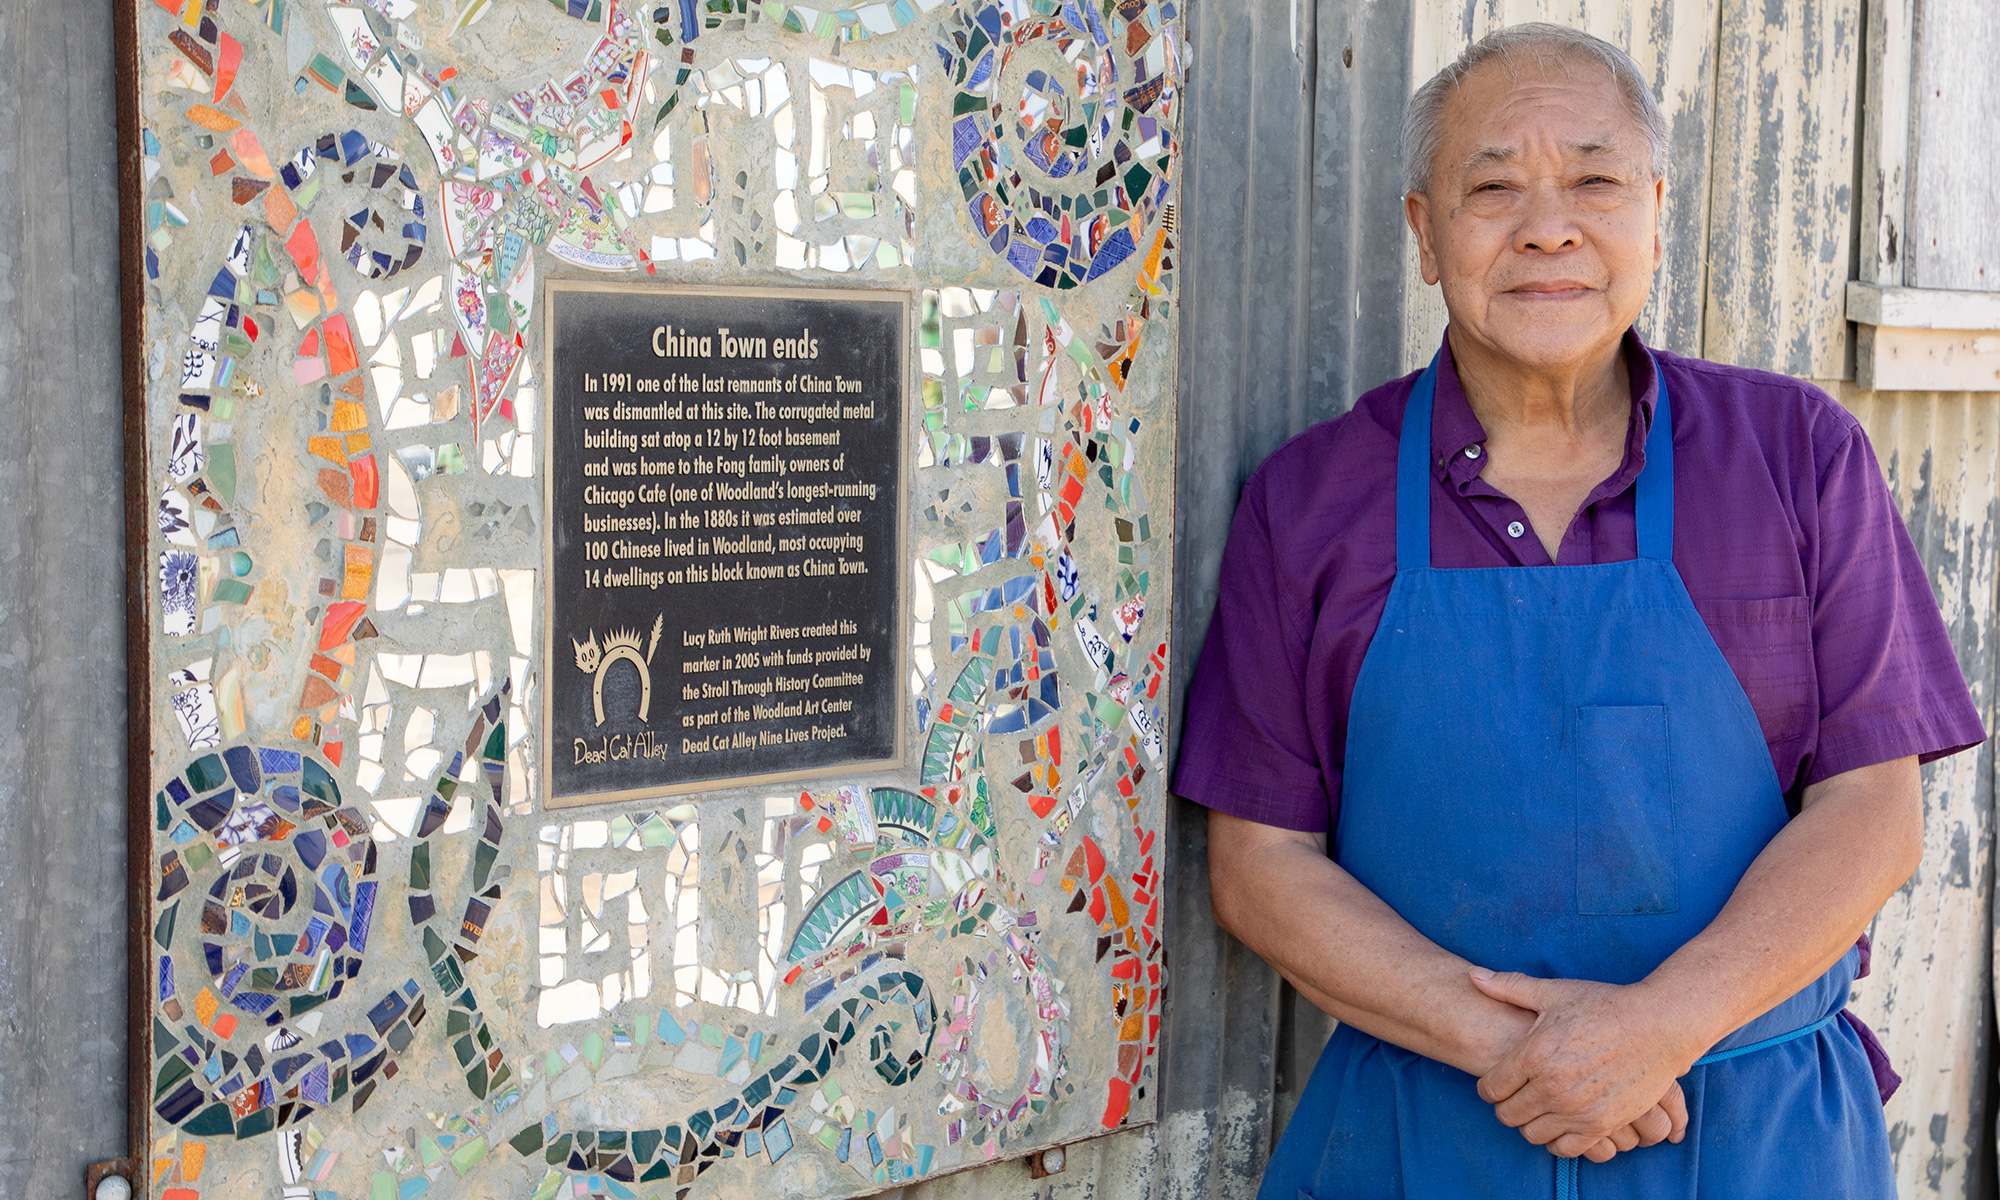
[1466,967,1702,1164]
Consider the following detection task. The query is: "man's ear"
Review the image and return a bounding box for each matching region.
[1406,191,1440,287]
[1651,176,1665,271]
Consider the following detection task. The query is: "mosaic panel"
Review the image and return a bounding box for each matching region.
[134,0,1179,1196]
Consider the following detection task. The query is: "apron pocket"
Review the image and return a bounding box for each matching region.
[1575,705,1679,915]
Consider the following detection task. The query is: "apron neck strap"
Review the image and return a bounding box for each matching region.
[1634,362,1673,560]
[1394,351,1675,570]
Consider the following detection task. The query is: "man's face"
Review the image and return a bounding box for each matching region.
[1406,56,1663,373]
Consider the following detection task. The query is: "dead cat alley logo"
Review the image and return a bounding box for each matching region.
[570,614,663,726]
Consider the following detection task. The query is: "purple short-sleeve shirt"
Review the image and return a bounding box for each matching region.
[1173,331,1985,834]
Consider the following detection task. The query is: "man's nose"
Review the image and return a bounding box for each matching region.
[1514,183,1583,254]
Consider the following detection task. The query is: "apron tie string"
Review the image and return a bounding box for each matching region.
[1552,1011,1841,1198]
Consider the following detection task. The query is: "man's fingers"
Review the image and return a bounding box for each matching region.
[1490,1085,1550,1129]
[1469,967,1554,1014]
[1660,1081,1689,1143]
[1476,1054,1533,1107]
[1548,1132,1603,1160]
[1629,1103,1671,1147]
[1608,1124,1641,1154]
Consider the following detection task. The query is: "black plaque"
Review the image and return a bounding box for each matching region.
[542,283,907,807]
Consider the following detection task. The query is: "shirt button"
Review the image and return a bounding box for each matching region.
[1507,521,1526,538]
[1463,445,1482,459]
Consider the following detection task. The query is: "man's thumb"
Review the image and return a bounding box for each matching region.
[1469,966,1546,1008]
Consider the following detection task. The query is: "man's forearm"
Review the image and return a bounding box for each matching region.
[1208,811,1533,1075]
[1638,756,1922,1057]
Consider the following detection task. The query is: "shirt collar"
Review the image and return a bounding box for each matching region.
[1430,327,1661,493]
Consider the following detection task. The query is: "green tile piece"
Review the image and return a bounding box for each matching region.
[449,1135,489,1174]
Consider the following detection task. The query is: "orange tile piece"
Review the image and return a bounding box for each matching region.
[262,182,297,233]
[322,314,359,375]
[1117,1012,1144,1041]
[1104,877,1130,926]
[344,433,371,454]
[317,466,352,509]
[330,401,367,432]
[193,988,218,1028]
[310,654,342,680]
[207,150,234,176]
[152,1157,173,1185]
[342,544,373,599]
[180,1141,207,1181]
[301,675,338,709]
[162,1189,199,1200]
[291,714,314,740]
[210,1014,236,1040]
[307,436,345,465]
[151,0,184,13]
[230,130,273,178]
[331,643,356,666]
[185,104,239,131]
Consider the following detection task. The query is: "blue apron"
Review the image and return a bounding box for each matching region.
[1260,358,1894,1200]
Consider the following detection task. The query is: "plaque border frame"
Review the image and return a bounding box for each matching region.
[539,280,912,810]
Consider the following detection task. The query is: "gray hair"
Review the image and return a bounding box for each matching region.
[1401,23,1668,194]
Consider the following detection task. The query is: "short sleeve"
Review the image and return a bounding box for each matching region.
[1171,480,1332,831]
[1805,423,1985,784]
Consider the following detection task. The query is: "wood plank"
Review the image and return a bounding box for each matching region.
[1399,0,1722,368]
[1856,0,1914,286]
[1906,0,2000,290]
[1856,327,2000,392]
[1702,0,1862,379]
[1848,282,2000,332]
[1837,385,2000,1200]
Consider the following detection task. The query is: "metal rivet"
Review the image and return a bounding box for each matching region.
[96,1177,133,1200]
[1507,521,1525,538]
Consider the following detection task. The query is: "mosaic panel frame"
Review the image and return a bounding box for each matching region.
[121,0,1183,1196]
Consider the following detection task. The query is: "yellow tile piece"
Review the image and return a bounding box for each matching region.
[308,436,345,465]
[331,400,368,432]
[194,987,219,1028]
[344,432,371,455]
[181,1141,207,1181]
[342,545,373,600]
[291,714,314,740]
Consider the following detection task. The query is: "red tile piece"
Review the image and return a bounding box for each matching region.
[285,219,322,285]
[213,32,242,101]
[322,314,359,375]
[318,601,366,650]
[349,453,379,509]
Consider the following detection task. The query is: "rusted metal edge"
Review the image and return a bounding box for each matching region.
[113,0,151,1187]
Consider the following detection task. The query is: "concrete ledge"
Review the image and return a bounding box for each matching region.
[1848,282,2000,391]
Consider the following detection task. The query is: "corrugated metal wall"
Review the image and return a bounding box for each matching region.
[2,0,1995,1196]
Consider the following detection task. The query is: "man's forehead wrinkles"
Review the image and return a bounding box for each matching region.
[1459,137,1627,171]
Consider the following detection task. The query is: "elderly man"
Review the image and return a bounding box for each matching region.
[1174,22,1985,1200]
